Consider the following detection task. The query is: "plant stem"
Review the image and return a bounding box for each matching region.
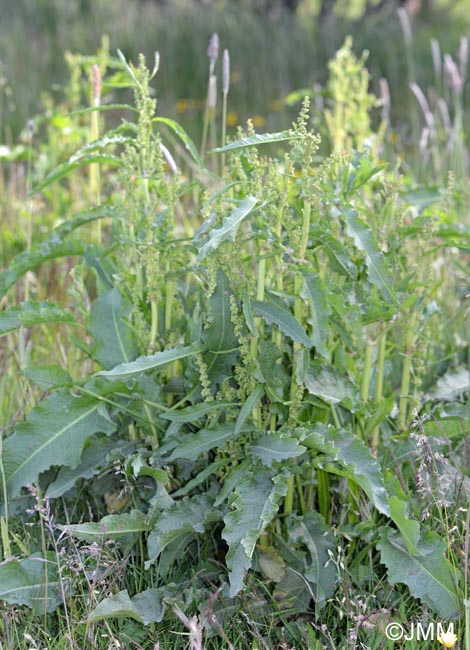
[285,200,312,519]
[0,433,10,558]
[221,89,228,172]
[251,252,266,427]
[371,327,386,454]
[150,297,158,349]
[361,334,375,403]
[398,315,416,431]
[317,470,330,523]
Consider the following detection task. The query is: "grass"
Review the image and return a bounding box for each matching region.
[0,5,470,650]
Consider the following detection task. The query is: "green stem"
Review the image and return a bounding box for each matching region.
[285,200,312,520]
[250,250,267,429]
[165,278,174,332]
[90,106,101,241]
[295,473,306,515]
[299,201,311,261]
[361,336,375,403]
[150,298,158,349]
[371,328,386,454]
[317,470,330,523]
[221,90,228,172]
[0,434,11,558]
[398,315,416,431]
[200,80,211,161]
[284,476,295,517]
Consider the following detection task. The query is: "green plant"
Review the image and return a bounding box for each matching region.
[0,41,468,648]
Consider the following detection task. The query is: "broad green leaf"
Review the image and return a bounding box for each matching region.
[423,418,470,439]
[69,132,133,162]
[212,130,300,152]
[342,207,399,306]
[97,344,202,378]
[300,271,330,358]
[146,495,219,567]
[253,301,311,348]
[429,367,470,400]
[165,424,238,461]
[0,206,118,299]
[222,469,289,596]
[202,270,239,387]
[0,553,63,614]
[0,301,76,337]
[69,104,138,117]
[153,116,204,167]
[388,496,420,555]
[251,434,306,466]
[258,339,291,399]
[87,590,145,624]
[272,567,313,613]
[45,436,119,499]
[196,196,258,261]
[87,588,171,625]
[23,365,72,389]
[235,385,264,434]
[401,186,443,212]
[89,288,139,370]
[301,424,390,515]
[304,363,358,407]
[259,547,286,582]
[288,511,338,608]
[31,154,122,195]
[159,400,236,423]
[62,510,151,543]
[0,242,83,300]
[2,391,116,499]
[378,528,461,618]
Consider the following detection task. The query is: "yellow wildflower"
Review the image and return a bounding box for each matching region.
[270,99,284,112]
[176,99,189,114]
[438,631,458,648]
[226,111,239,127]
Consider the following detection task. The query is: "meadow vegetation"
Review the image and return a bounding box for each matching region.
[0,2,469,649]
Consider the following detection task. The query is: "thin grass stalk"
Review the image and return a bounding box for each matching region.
[464,488,470,650]
[221,49,230,172]
[201,33,219,162]
[90,64,102,242]
[398,8,420,148]
[0,431,11,559]
[209,74,218,175]
[24,120,34,301]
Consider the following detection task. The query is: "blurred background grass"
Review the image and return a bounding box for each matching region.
[1,0,469,144]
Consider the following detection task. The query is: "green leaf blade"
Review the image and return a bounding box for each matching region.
[378,528,461,618]
[196,196,258,261]
[213,130,299,152]
[2,391,116,499]
[300,271,330,358]
[253,301,311,348]
[97,344,202,378]
[89,288,139,369]
[343,208,399,307]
